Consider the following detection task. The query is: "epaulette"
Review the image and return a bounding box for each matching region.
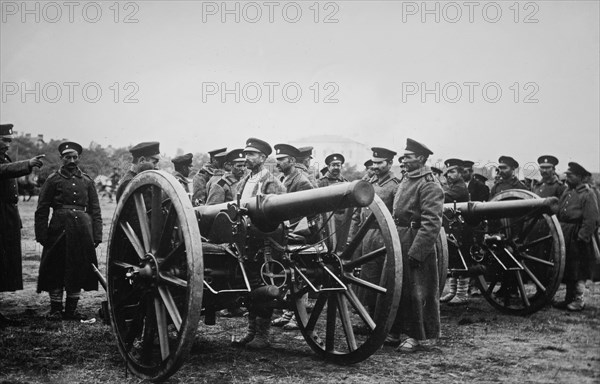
[82,172,93,181]
[46,171,59,180]
[217,174,236,187]
[576,184,591,193]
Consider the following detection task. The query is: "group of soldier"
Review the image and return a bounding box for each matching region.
[1,121,599,355]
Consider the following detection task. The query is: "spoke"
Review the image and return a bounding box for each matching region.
[325,294,337,352]
[343,288,376,331]
[336,293,357,351]
[120,222,145,259]
[156,205,179,258]
[159,272,188,288]
[521,253,554,267]
[158,286,182,331]
[521,263,547,293]
[134,192,151,253]
[141,298,156,364]
[150,187,164,253]
[154,297,170,361]
[339,214,376,260]
[518,235,553,251]
[344,273,387,294]
[514,270,530,307]
[305,294,328,333]
[160,242,185,269]
[335,208,356,253]
[344,247,386,270]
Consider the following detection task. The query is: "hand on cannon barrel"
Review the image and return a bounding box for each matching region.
[28,154,45,168]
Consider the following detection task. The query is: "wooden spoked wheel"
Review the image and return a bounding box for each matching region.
[107,171,203,381]
[290,194,402,364]
[477,189,565,315]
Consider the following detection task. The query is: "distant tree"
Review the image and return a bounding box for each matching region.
[342,164,362,181]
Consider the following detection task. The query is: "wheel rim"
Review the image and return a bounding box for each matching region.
[291,194,402,363]
[107,170,203,381]
[477,189,565,315]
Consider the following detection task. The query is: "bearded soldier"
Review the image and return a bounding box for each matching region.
[35,142,102,320]
[462,160,490,202]
[318,153,349,247]
[206,149,247,205]
[531,155,566,198]
[191,147,226,206]
[490,156,527,199]
[115,142,161,202]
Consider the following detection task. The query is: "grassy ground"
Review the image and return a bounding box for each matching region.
[1,197,599,383]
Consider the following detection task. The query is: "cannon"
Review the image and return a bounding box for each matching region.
[443,189,565,315]
[105,171,402,381]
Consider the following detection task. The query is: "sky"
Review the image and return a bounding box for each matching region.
[1,0,599,173]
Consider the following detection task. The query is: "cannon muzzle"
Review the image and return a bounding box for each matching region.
[444,197,559,222]
[197,180,375,232]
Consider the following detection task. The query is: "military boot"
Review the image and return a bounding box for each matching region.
[448,278,470,306]
[63,298,88,321]
[46,301,63,321]
[567,280,585,312]
[440,277,457,303]
[233,316,256,346]
[552,282,575,309]
[246,317,271,349]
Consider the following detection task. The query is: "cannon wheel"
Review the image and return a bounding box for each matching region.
[107,171,203,381]
[477,189,565,315]
[291,194,402,364]
[437,227,449,296]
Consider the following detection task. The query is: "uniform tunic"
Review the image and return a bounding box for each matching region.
[391,166,444,340]
[356,171,400,305]
[557,183,599,281]
[317,172,349,246]
[173,171,191,194]
[35,167,102,292]
[467,178,490,202]
[238,168,285,197]
[206,173,242,205]
[191,165,215,206]
[295,163,318,187]
[0,156,33,291]
[530,176,567,198]
[490,176,527,199]
[205,169,226,200]
[115,169,137,202]
[444,179,469,203]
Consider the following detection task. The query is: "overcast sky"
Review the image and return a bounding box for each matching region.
[1,0,598,172]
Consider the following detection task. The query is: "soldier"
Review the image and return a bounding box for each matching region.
[0,124,44,326]
[295,146,318,187]
[530,155,567,198]
[107,167,121,202]
[115,142,161,202]
[171,153,193,195]
[489,156,527,199]
[362,159,375,181]
[462,160,490,202]
[440,159,470,306]
[191,147,226,206]
[234,138,285,350]
[205,150,230,199]
[318,153,349,247]
[206,149,246,205]
[356,148,400,313]
[388,138,444,353]
[35,142,102,321]
[398,156,407,176]
[552,163,599,311]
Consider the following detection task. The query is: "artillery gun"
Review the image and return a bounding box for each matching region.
[443,189,565,315]
[105,171,403,381]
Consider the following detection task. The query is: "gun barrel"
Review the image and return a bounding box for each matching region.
[444,197,559,221]
[196,180,375,232]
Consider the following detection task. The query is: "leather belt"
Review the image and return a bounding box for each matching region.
[394,217,421,229]
[57,205,87,211]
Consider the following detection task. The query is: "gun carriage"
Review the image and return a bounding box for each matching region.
[105,171,403,381]
[443,189,565,315]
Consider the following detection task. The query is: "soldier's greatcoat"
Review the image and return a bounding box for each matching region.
[115,168,137,202]
[490,176,527,199]
[238,168,285,197]
[173,171,191,194]
[356,171,400,305]
[282,167,313,194]
[467,178,490,202]
[391,166,444,340]
[444,178,469,203]
[205,169,226,200]
[206,173,242,205]
[557,183,600,281]
[295,163,318,187]
[191,165,215,206]
[530,176,566,198]
[35,167,102,293]
[0,156,32,291]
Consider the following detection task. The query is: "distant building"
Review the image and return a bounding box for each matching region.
[290,135,371,169]
[14,131,45,149]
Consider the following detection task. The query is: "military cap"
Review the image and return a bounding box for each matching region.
[431,166,443,176]
[274,144,300,160]
[320,166,329,176]
[537,155,559,167]
[325,153,345,165]
[462,160,475,170]
[364,159,373,168]
[130,141,160,158]
[58,141,83,156]
[297,146,313,159]
[371,147,397,162]
[0,123,14,138]
[208,147,227,157]
[244,137,272,156]
[498,156,519,169]
[444,158,464,175]
[473,173,488,183]
[172,153,193,166]
[224,148,245,163]
[565,162,591,177]
[404,138,433,156]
